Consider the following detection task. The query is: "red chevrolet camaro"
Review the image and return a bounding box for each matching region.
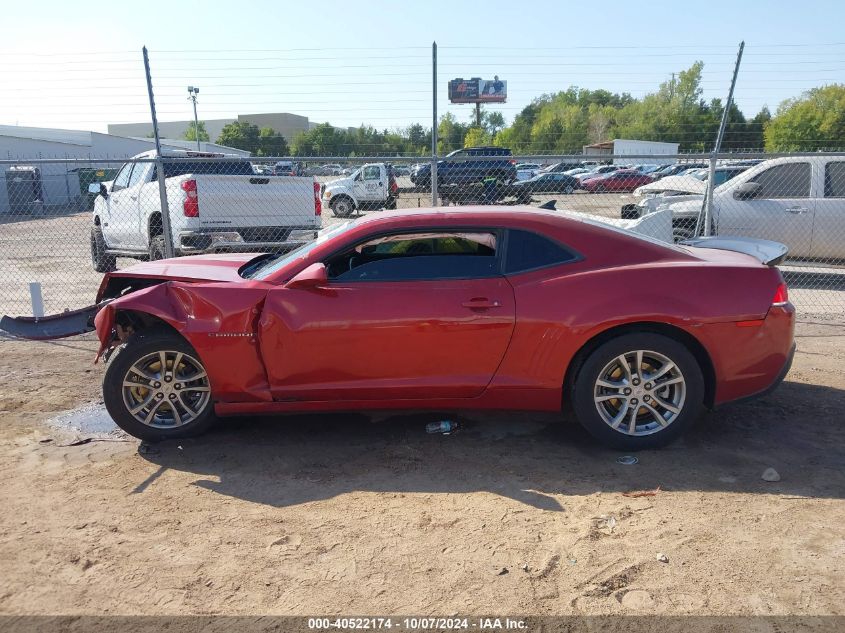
[5,206,795,449]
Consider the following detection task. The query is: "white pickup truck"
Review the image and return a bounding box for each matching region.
[89,150,322,272]
[321,163,398,217]
[658,156,844,259]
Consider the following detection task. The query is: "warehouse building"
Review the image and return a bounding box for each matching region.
[0,125,248,214]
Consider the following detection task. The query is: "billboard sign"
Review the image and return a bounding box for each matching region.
[449,77,507,104]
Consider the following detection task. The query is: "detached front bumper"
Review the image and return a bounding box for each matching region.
[0,303,100,340]
[178,228,318,254]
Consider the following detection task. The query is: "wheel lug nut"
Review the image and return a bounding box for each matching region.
[164,376,172,383]
[624,388,632,395]
[174,383,181,390]
[633,379,640,386]
[169,394,176,400]
[631,398,638,405]
[644,395,651,402]
[154,382,161,388]
[645,383,652,389]
[156,393,163,399]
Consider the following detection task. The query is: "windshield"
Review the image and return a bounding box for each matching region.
[244,222,353,280]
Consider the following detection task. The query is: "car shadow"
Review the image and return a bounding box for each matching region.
[136,380,845,510]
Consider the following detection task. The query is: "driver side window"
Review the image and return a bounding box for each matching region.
[326,231,498,282]
[363,166,380,180]
[112,164,133,192]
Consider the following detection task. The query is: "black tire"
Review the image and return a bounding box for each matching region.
[596,184,607,193]
[148,234,167,261]
[90,226,116,273]
[331,196,355,218]
[103,330,216,442]
[570,332,705,450]
[384,196,397,210]
[563,184,575,195]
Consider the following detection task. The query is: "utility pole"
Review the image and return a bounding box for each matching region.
[475,102,481,127]
[187,86,200,151]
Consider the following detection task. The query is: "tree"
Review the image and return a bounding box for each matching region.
[216,121,261,154]
[764,85,845,151]
[437,113,469,153]
[463,127,491,148]
[256,127,289,157]
[183,121,209,142]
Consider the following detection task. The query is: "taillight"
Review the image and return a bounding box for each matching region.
[509,159,517,165]
[772,282,789,305]
[390,179,398,195]
[181,179,199,217]
[313,181,322,216]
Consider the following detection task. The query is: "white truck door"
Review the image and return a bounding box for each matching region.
[717,161,814,259]
[355,164,385,203]
[811,160,845,259]
[104,163,134,248]
[122,162,155,249]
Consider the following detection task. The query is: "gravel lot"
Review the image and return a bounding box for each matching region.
[0,319,842,616]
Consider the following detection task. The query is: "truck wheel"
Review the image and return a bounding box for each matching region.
[331,197,355,218]
[149,235,167,261]
[91,226,117,273]
[384,197,397,210]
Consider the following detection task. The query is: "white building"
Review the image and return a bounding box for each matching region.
[583,139,680,165]
[0,125,248,214]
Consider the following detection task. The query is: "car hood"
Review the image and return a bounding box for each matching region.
[103,253,254,285]
[636,175,706,196]
[324,175,354,190]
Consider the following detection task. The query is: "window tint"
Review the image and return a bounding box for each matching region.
[328,232,498,282]
[112,164,132,191]
[824,162,845,197]
[504,229,577,274]
[751,163,811,198]
[363,165,380,180]
[153,160,254,180]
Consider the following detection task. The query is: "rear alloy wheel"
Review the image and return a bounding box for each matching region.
[90,226,116,273]
[103,331,215,442]
[571,333,704,450]
[563,184,575,195]
[331,197,354,218]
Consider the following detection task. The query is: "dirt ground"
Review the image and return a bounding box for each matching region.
[0,317,843,617]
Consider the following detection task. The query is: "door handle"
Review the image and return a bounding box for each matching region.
[786,207,809,214]
[461,298,502,309]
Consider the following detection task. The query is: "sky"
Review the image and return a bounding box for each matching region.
[0,0,843,135]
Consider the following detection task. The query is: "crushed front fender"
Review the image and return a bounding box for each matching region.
[0,304,101,340]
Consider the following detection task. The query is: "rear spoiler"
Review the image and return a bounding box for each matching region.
[680,236,789,266]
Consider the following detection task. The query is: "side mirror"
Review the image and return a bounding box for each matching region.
[286,262,328,290]
[733,181,762,200]
[88,182,108,197]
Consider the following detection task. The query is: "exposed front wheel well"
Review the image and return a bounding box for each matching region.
[562,321,716,410]
[93,215,101,226]
[112,309,182,343]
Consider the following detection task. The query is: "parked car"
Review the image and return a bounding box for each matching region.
[321,163,399,217]
[582,170,655,193]
[622,166,750,219]
[309,164,344,176]
[515,163,542,181]
[251,163,273,175]
[659,156,845,258]
[511,172,581,196]
[575,164,620,182]
[273,161,306,176]
[18,206,794,451]
[650,162,709,180]
[391,165,411,177]
[410,147,517,187]
[87,150,322,272]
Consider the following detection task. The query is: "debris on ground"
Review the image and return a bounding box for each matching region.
[426,420,457,434]
[656,553,669,563]
[496,567,509,576]
[762,467,781,482]
[616,455,639,465]
[623,486,661,498]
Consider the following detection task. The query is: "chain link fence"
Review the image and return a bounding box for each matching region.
[1,151,843,327]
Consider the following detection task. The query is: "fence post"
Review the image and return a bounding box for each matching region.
[154,158,175,259]
[142,46,175,259]
[431,41,439,207]
[702,154,718,237]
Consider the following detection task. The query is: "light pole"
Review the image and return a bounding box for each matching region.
[187,86,200,151]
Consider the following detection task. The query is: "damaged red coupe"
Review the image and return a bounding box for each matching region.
[4,207,795,449]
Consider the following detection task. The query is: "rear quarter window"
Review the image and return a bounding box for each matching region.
[824,162,845,197]
[504,229,578,274]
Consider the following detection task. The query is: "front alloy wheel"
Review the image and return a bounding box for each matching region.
[103,331,216,441]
